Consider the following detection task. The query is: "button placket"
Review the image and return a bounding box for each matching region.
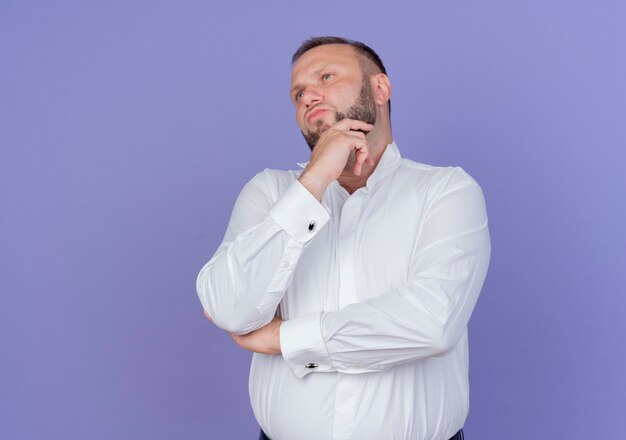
[337,195,362,309]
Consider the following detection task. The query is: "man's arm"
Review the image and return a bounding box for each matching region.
[197,118,373,335]
[280,169,491,378]
[204,311,282,355]
[217,169,490,377]
[196,171,329,335]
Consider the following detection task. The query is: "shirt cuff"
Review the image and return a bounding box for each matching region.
[280,311,333,379]
[268,180,330,243]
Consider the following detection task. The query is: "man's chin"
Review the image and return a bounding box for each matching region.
[302,131,319,151]
[317,124,331,134]
[303,124,332,150]
[307,120,331,133]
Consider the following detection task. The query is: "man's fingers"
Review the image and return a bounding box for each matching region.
[334,118,374,132]
[203,311,213,321]
[353,143,371,176]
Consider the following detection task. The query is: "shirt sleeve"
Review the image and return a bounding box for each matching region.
[280,170,491,378]
[196,171,330,335]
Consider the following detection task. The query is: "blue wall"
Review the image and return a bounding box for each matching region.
[2,1,625,438]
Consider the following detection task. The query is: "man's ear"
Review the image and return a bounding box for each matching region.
[371,73,391,106]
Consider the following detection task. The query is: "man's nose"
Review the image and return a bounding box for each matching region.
[302,88,323,107]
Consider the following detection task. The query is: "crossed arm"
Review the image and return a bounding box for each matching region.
[198,119,492,376]
[203,310,282,355]
[197,166,490,377]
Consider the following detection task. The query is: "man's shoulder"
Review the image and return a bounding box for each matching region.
[249,167,301,187]
[396,158,480,192]
[242,167,301,201]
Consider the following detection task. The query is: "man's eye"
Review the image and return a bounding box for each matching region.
[322,73,333,81]
[295,90,304,101]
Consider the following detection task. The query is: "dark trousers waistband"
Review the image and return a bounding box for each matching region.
[259,428,464,440]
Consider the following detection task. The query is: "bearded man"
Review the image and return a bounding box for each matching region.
[197,36,490,440]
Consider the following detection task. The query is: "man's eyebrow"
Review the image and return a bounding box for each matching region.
[290,83,303,93]
[290,64,335,93]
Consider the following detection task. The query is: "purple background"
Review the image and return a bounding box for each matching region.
[2,1,625,438]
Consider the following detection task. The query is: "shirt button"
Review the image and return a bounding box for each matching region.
[304,362,318,369]
[308,221,316,232]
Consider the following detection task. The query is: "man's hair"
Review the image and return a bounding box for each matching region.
[291,36,387,75]
[291,36,391,114]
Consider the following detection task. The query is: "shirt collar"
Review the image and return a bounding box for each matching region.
[297,140,401,191]
[364,140,401,190]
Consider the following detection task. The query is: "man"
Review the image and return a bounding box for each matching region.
[197,36,490,440]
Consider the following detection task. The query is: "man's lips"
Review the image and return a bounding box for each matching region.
[306,108,327,123]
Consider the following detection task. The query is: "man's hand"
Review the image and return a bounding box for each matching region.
[299,118,375,201]
[203,311,282,355]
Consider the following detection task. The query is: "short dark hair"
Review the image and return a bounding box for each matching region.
[291,36,387,76]
[291,36,390,114]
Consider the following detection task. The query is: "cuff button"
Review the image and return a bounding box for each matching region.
[308,221,316,232]
[304,362,318,369]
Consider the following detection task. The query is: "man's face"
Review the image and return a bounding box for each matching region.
[290,45,377,150]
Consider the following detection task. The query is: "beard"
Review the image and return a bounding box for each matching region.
[302,77,377,151]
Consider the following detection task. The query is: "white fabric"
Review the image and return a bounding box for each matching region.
[197,141,491,440]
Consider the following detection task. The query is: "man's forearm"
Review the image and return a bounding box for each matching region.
[204,311,283,355]
[279,180,490,378]
[197,175,330,335]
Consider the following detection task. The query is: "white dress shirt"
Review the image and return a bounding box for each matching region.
[197,141,490,440]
